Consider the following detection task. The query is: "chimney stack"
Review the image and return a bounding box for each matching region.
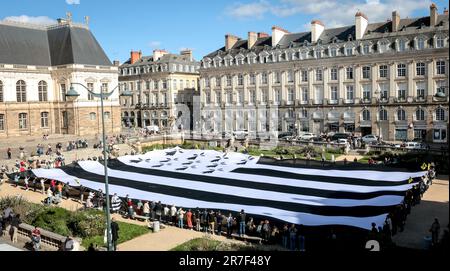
[271,26,289,47]
[392,11,400,32]
[57,18,67,25]
[113,60,120,66]
[153,49,168,61]
[257,32,269,38]
[225,34,240,50]
[355,11,368,40]
[310,20,325,43]
[444,8,448,15]
[248,32,258,49]
[130,50,142,65]
[430,3,438,26]
[180,49,193,61]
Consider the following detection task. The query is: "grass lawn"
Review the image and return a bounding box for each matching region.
[358,156,371,164]
[171,237,222,251]
[81,221,150,248]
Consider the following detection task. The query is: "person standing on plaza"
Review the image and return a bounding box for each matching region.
[177,208,185,229]
[143,201,150,218]
[31,226,41,251]
[289,224,297,250]
[155,201,162,221]
[281,224,289,249]
[46,187,53,205]
[216,211,223,235]
[10,214,21,243]
[226,213,234,238]
[111,193,121,214]
[170,204,177,225]
[430,218,441,246]
[238,209,246,237]
[7,148,12,160]
[13,174,19,187]
[208,210,215,235]
[163,205,170,223]
[111,218,120,251]
[186,209,193,230]
[23,175,29,191]
[63,182,71,200]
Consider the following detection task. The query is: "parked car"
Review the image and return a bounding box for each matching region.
[298,133,317,141]
[361,134,378,144]
[330,133,351,141]
[404,141,426,150]
[278,131,294,139]
[336,138,349,145]
[233,130,249,139]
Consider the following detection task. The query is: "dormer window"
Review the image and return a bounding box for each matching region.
[378,39,390,53]
[332,37,338,43]
[362,43,370,54]
[303,40,309,47]
[345,46,354,56]
[397,39,407,52]
[417,37,425,50]
[347,34,353,41]
[436,35,445,48]
[315,50,322,59]
[330,47,337,57]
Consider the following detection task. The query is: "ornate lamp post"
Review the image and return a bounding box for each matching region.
[65,83,132,251]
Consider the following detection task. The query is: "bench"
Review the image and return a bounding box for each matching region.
[230,233,263,244]
[15,223,81,251]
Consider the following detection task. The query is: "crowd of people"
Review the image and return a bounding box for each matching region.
[0,140,447,251]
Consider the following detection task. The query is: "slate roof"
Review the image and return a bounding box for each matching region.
[204,14,448,58]
[0,22,112,66]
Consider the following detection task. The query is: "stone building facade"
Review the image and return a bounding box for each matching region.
[0,18,120,138]
[119,49,200,131]
[199,4,449,143]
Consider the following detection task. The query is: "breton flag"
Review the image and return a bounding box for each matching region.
[30,147,427,230]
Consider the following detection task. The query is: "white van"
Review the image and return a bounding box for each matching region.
[404,142,424,150]
[145,125,159,133]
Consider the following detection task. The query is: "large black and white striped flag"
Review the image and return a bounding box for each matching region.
[31,147,426,230]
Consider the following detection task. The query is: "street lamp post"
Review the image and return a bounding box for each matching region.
[66,83,132,251]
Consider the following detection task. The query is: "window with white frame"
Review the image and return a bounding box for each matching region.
[238,90,244,104]
[301,87,308,102]
[436,80,447,95]
[205,78,210,88]
[397,63,406,77]
[345,46,354,56]
[363,44,370,54]
[274,72,281,84]
[362,110,371,121]
[379,40,390,53]
[362,66,371,79]
[216,77,221,87]
[216,91,222,104]
[330,47,337,57]
[249,74,255,85]
[346,67,353,80]
[18,113,27,129]
[398,39,407,52]
[330,68,338,81]
[250,89,256,104]
[346,85,354,100]
[397,109,406,121]
[40,112,49,128]
[436,60,446,75]
[238,74,244,86]
[433,128,447,142]
[261,73,268,84]
[261,89,268,103]
[415,108,425,121]
[435,107,446,121]
[416,82,426,99]
[379,109,388,121]
[417,37,425,50]
[416,62,426,76]
[379,65,388,78]
[287,70,294,83]
[300,109,308,118]
[314,86,323,103]
[205,91,211,104]
[330,86,338,101]
[397,83,407,100]
[287,87,294,103]
[316,68,323,81]
[38,81,48,102]
[315,50,322,58]
[301,70,308,82]
[226,75,232,86]
[362,84,371,100]
[436,36,445,48]
[226,91,232,104]
[274,89,281,103]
